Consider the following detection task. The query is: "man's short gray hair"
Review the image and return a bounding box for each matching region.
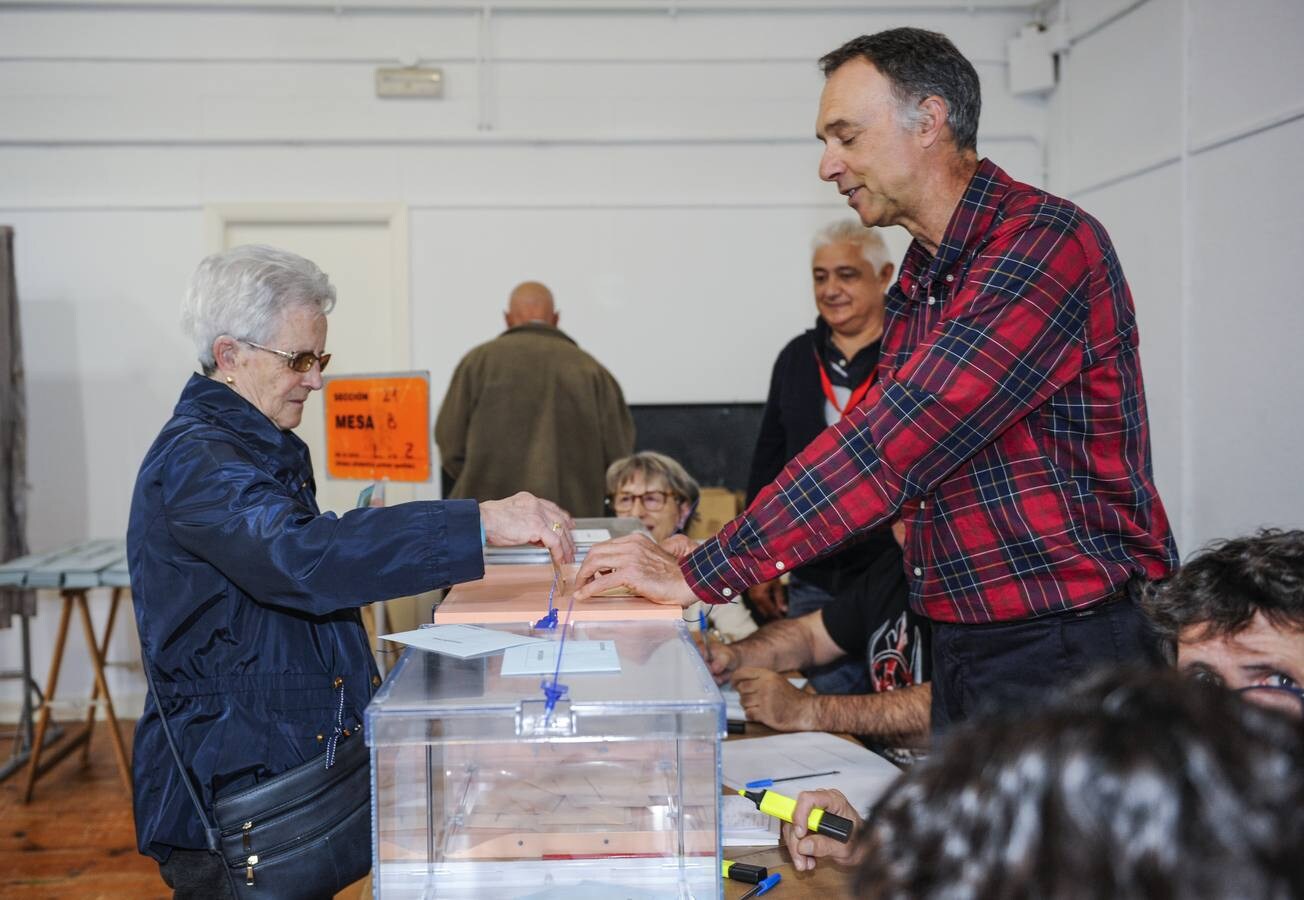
[181,245,337,374]
[813,220,892,271]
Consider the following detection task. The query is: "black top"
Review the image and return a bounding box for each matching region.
[820,548,930,693]
[746,317,898,595]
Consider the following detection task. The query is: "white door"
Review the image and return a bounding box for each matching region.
[207,204,415,515]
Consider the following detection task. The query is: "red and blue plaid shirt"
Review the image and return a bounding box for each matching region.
[685,159,1178,624]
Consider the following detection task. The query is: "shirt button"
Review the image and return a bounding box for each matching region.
[775,561,785,571]
[919,500,926,509]
[945,274,955,282]
[722,588,733,598]
[838,358,847,366]
[372,675,382,687]
[913,567,923,577]
[927,296,936,305]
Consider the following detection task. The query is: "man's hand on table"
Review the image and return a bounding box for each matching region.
[691,636,740,685]
[478,492,576,566]
[734,667,815,731]
[572,533,699,606]
[781,788,866,873]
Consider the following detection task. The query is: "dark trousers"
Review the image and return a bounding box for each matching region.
[929,593,1164,737]
[159,848,236,900]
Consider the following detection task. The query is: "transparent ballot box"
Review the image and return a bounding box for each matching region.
[367,620,725,899]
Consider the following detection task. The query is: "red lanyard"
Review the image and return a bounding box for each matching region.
[816,348,876,419]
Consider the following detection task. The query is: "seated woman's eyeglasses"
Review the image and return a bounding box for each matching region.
[241,339,332,374]
[609,490,675,512]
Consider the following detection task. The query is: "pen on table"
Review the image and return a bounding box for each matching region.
[744,770,840,789]
[721,859,767,884]
[734,787,854,843]
[739,872,781,899]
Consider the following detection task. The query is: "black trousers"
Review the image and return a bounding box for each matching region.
[159,848,236,900]
[929,592,1164,737]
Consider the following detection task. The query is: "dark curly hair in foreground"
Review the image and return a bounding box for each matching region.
[1141,528,1304,646]
[855,667,1304,899]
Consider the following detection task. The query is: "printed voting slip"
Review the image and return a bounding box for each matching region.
[500,640,622,676]
[723,731,902,813]
[721,794,781,846]
[570,528,612,543]
[380,625,543,660]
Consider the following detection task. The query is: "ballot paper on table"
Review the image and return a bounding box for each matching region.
[380,625,543,660]
[500,639,622,676]
[723,731,902,838]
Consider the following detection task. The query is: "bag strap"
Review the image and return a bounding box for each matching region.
[139,654,223,854]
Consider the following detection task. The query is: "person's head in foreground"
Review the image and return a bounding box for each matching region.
[852,667,1304,899]
[605,452,699,543]
[1143,528,1304,718]
[182,244,335,431]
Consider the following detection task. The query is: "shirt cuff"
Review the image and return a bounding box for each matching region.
[441,499,486,586]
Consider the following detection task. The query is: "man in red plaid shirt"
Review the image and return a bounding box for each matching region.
[577,28,1179,733]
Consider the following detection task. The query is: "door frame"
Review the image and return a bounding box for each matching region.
[203,203,411,371]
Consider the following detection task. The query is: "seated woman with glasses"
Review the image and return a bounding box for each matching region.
[127,244,575,897]
[605,452,757,641]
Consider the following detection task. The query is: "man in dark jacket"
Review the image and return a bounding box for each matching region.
[435,281,635,517]
[745,221,901,694]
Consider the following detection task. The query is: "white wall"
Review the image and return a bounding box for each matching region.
[1047,0,1304,555]
[0,1,1046,716]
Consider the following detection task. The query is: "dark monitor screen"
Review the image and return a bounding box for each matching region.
[630,403,765,492]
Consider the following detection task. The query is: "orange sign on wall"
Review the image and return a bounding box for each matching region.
[322,372,431,482]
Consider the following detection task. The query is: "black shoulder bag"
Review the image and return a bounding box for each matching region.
[143,661,372,898]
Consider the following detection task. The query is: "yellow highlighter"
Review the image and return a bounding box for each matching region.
[722,859,768,884]
[737,788,854,843]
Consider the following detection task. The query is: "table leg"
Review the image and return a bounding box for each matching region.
[75,593,132,792]
[80,587,124,764]
[21,593,74,803]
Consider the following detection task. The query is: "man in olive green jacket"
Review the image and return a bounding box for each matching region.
[435,281,635,517]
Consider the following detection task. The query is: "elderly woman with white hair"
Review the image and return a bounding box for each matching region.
[127,245,574,898]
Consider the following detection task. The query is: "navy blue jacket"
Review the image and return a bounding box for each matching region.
[127,374,483,860]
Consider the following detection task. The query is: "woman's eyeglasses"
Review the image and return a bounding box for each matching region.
[241,339,331,374]
[609,490,676,513]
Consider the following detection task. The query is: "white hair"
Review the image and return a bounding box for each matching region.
[181,245,336,374]
[812,220,893,271]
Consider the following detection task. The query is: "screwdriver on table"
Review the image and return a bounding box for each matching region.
[739,872,781,899]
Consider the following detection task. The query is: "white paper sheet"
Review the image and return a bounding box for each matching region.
[380,625,542,659]
[723,732,901,813]
[721,794,782,846]
[570,528,612,543]
[500,639,622,676]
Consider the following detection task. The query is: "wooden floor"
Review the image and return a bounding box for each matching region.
[1,719,375,899]
[1,721,164,899]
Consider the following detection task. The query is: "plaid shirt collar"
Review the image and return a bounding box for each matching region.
[903,158,1011,295]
